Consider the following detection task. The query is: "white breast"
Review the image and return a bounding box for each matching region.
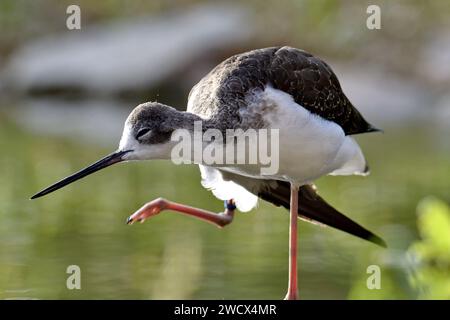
[219,86,368,184]
[195,86,368,211]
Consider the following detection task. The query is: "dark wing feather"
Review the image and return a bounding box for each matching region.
[258,181,386,247]
[269,46,378,135]
[188,46,379,135]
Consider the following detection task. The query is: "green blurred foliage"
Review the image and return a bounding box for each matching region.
[407,197,450,299]
[348,197,450,300]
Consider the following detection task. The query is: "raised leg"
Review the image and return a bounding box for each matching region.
[284,183,299,300]
[126,198,235,228]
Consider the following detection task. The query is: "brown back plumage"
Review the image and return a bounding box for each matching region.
[188,46,379,135]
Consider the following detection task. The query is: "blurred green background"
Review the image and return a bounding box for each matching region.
[0,0,449,299]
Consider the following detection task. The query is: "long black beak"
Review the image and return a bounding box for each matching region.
[31,150,132,199]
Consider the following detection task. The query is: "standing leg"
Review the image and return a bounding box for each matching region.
[284,183,299,300]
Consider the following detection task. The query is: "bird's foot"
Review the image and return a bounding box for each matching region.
[126,197,168,224]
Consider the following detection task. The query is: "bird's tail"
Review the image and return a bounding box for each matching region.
[258,183,386,247]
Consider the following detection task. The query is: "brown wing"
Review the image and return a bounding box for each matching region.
[188,46,379,135]
[269,46,378,135]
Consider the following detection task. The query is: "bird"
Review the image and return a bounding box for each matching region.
[31,46,386,300]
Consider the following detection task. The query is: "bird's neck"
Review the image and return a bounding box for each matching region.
[166,110,224,164]
[168,109,212,132]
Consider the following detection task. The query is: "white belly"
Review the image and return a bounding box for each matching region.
[218,86,367,184]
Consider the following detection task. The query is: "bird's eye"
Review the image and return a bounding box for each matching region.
[136,128,150,140]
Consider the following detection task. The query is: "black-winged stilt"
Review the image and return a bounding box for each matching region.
[32,46,385,300]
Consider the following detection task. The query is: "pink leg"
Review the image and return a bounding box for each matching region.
[126,198,235,228]
[284,183,299,300]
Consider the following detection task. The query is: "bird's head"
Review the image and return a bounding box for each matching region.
[31,101,188,199]
[119,102,183,161]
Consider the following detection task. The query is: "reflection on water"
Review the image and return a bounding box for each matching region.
[0,103,449,299]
